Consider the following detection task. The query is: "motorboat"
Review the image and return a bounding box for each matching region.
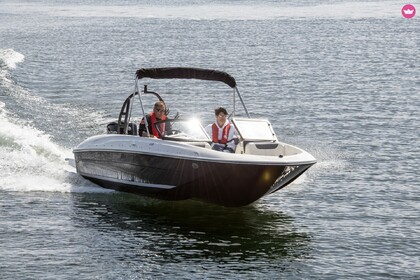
[73,67,316,207]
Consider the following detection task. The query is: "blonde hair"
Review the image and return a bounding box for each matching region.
[154,101,165,109]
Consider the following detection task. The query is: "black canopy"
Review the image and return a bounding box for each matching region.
[136,67,237,88]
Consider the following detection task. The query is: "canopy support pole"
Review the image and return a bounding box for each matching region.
[235,87,250,118]
[135,79,150,136]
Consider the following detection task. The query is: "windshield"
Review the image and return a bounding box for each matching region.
[232,118,277,141]
[156,118,210,141]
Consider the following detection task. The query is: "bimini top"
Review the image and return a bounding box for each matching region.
[136,67,237,88]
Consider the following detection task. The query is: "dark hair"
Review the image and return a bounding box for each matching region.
[214,107,228,116]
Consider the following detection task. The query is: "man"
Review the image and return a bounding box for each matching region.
[139,101,167,138]
[205,107,237,153]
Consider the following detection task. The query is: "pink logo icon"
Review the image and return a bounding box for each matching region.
[402,4,416,19]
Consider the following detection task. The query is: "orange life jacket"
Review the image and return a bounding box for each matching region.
[212,123,230,144]
[150,112,166,138]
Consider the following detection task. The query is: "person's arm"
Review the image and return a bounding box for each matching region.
[139,115,151,137]
[226,125,238,151]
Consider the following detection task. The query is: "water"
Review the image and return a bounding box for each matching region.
[1,0,419,279]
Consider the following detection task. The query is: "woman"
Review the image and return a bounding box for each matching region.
[139,101,167,138]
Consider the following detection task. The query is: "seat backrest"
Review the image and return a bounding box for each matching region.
[244,142,285,156]
[127,123,137,135]
[107,122,118,134]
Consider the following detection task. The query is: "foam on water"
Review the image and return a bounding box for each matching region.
[0,50,110,194]
[0,48,109,148]
[0,49,24,89]
[0,103,110,193]
[0,49,24,70]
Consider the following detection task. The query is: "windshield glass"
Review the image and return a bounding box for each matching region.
[156,118,210,141]
[233,118,277,141]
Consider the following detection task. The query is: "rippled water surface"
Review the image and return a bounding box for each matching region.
[1,0,419,279]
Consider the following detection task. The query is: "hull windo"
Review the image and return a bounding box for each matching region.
[73,67,316,207]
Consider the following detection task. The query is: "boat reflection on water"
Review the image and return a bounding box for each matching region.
[71,193,311,267]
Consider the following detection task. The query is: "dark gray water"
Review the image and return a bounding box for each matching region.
[1,1,419,279]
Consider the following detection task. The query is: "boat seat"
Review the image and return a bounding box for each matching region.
[187,142,212,149]
[107,122,118,134]
[127,123,137,135]
[244,142,285,156]
[107,122,137,135]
